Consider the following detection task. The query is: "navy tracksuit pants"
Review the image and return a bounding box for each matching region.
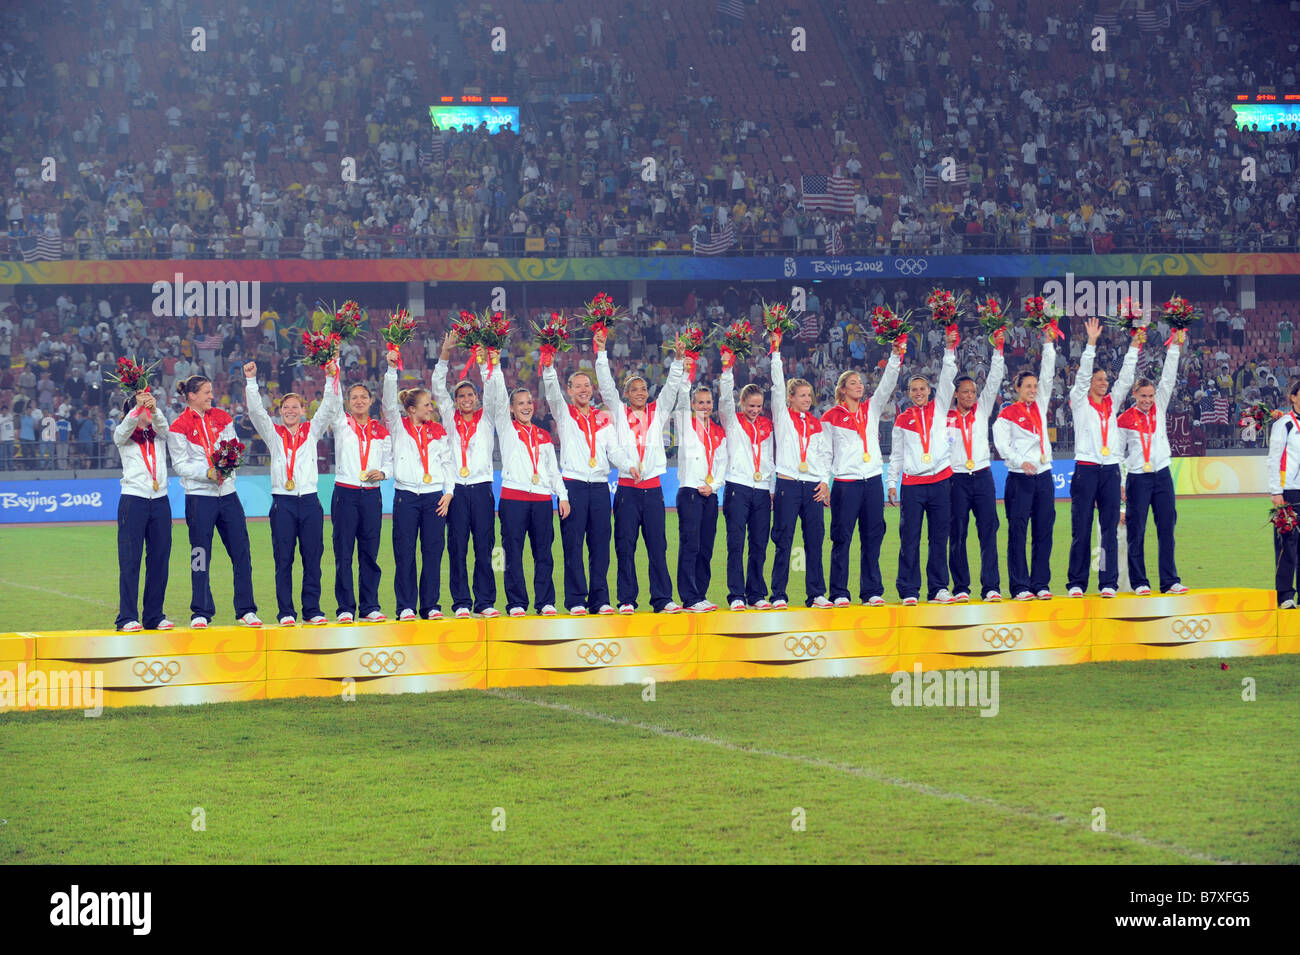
[1275,488,1300,605]
[676,487,719,606]
[949,468,1000,597]
[724,483,771,605]
[1004,471,1056,595]
[613,484,673,611]
[1067,463,1121,592]
[447,481,496,613]
[393,489,447,616]
[770,477,826,605]
[116,493,172,629]
[560,478,611,610]
[829,475,886,602]
[1125,468,1180,592]
[269,493,324,621]
[499,497,557,613]
[332,485,383,616]
[897,478,951,600]
[185,492,257,621]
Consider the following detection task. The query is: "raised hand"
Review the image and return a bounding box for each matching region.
[594,329,607,352]
[386,349,399,368]
[243,361,257,378]
[1085,317,1101,345]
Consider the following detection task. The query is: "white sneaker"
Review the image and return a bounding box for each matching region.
[1134,585,1152,596]
[751,599,773,610]
[660,602,683,614]
[1014,591,1034,602]
[1282,598,1297,610]
[541,605,558,616]
[279,615,297,626]
[771,598,788,609]
[953,592,970,603]
[480,607,501,618]
[930,589,954,604]
[156,619,175,630]
[833,596,851,607]
[686,601,709,613]
[810,595,833,609]
[364,611,386,622]
[426,609,443,620]
[569,605,588,616]
[508,607,527,617]
[902,596,918,606]
[337,612,354,623]
[618,603,635,614]
[1067,587,1084,598]
[866,595,886,607]
[191,616,209,629]
[398,609,417,621]
[984,590,1002,602]
[1099,588,1116,599]
[307,615,328,625]
[1164,583,1189,595]
[597,604,616,615]
[1036,590,1053,600]
[729,599,746,611]
[454,607,472,620]
[240,612,263,627]
[120,620,143,632]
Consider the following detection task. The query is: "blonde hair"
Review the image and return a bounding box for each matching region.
[787,377,813,401]
[834,370,862,404]
[278,392,305,410]
[398,387,432,416]
[739,383,765,405]
[566,370,593,388]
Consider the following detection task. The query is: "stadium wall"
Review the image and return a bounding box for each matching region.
[0,456,1272,523]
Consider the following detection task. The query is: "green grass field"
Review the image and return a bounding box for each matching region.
[2,497,1297,864]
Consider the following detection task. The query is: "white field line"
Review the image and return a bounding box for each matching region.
[0,578,115,608]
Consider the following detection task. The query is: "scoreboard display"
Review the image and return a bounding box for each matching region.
[430,95,518,133]
[1231,91,1300,130]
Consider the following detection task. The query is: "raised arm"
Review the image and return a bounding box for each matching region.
[936,345,958,414]
[593,349,624,419]
[243,374,274,443]
[872,351,903,408]
[1070,345,1095,409]
[541,363,567,419]
[655,358,685,420]
[1112,342,1140,403]
[381,367,404,434]
[719,367,738,425]
[309,369,341,441]
[1156,343,1181,412]
[430,358,456,427]
[978,349,1005,419]
[1036,339,1057,418]
[484,362,512,431]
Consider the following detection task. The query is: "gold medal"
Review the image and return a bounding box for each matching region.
[152,479,160,491]
[798,462,809,473]
[1100,445,1110,456]
[1040,454,1049,464]
[754,470,763,481]
[588,456,598,468]
[285,478,295,490]
[1143,463,1153,472]
[423,473,433,484]
[458,466,469,477]
[705,473,713,483]
[862,451,870,462]
[531,472,540,484]
[965,459,975,470]
[922,452,932,463]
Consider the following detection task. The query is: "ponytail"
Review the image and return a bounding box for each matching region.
[398,387,430,416]
[177,374,210,399]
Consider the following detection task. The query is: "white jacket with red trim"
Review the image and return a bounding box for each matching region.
[432,359,496,486]
[541,363,633,481]
[167,406,240,497]
[595,350,684,483]
[945,349,1003,474]
[1114,343,1181,474]
[770,350,832,483]
[887,348,958,488]
[1069,344,1138,466]
[383,368,455,495]
[992,341,1057,475]
[484,363,567,502]
[821,351,902,481]
[719,367,775,491]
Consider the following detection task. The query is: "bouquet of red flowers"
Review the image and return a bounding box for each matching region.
[211,438,246,480]
[976,296,1010,347]
[669,323,708,380]
[324,299,367,341]
[1239,401,1283,429]
[762,300,799,352]
[1269,503,1298,535]
[1022,295,1063,341]
[106,356,160,394]
[1161,295,1199,330]
[926,288,965,334]
[380,307,418,371]
[580,291,623,352]
[716,319,756,369]
[870,305,912,346]
[532,311,574,366]
[1106,297,1148,341]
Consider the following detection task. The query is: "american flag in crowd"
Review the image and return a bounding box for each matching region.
[1199,394,1231,424]
[801,174,855,214]
[923,164,969,191]
[1136,5,1172,31]
[797,311,820,341]
[195,334,224,350]
[1175,0,1209,12]
[694,221,735,255]
[715,0,745,22]
[826,224,845,255]
[1093,12,1119,28]
[419,131,444,168]
[18,234,62,262]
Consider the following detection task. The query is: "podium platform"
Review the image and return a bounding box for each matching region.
[1,589,1291,711]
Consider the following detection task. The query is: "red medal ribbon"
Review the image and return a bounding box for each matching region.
[274,423,309,486]
[403,417,435,477]
[1023,401,1045,460]
[131,427,159,488]
[572,406,599,466]
[513,419,543,480]
[954,407,976,465]
[455,409,483,475]
[693,416,721,481]
[627,404,656,465]
[738,415,771,478]
[791,409,814,469]
[1089,394,1112,451]
[917,402,935,460]
[347,414,377,473]
[1136,408,1155,468]
[839,400,870,459]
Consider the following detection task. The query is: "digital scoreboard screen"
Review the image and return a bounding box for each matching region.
[1231,92,1300,130]
[430,96,518,133]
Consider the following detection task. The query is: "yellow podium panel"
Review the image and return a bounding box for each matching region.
[488,632,695,669]
[100,681,266,709]
[266,671,487,699]
[696,627,896,662]
[695,656,897,681]
[1091,611,1276,646]
[1091,588,1273,618]
[0,634,34,663]
[485,613,693,641]
[266,641,486,679]
[1091,637,1276,662]
[711,606,892,634]
[264,619,484,651]
[901,611,1092,654]
[31,651,266,689]
[38,629,265,659]
[487,662,697,689]
[897,645,1092,671]
[1277,610,1300,639]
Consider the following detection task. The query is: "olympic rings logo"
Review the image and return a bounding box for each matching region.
[359,650,406,674]
[785,634,827,658]
[133,659,181,684]
[576,641,621,665]
[982,627,1024,649]
[894,257,929,276]
[1172,618,1212,641]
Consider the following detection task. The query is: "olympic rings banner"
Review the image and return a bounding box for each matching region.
[3,253,1300,286]
[0,456,1272,523]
